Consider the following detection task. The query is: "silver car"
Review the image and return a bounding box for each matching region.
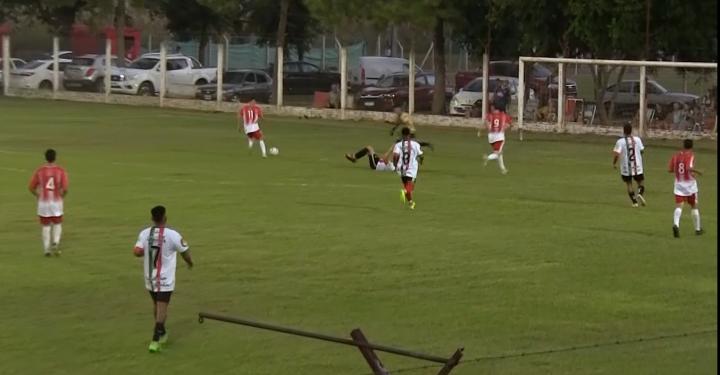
[63,54,127,92]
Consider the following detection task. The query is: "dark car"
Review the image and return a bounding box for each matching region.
[454,61,577,99]
[281,61,340,94]
[357,72,452,112]
[602,80,699,118]
[195,69,272,103]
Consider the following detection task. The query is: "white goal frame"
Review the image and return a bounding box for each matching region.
[517,56,718,136]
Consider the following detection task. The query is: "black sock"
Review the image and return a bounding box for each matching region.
[153,322,166,341]
[354,147,369,159]
[638,186,645,195]
[628,192,637,204]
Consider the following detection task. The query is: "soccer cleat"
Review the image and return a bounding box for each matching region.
[632,203,639,208]
[636,194,647,206]
[482,154,489,167]
[44,252,52,257]
[148,341,161,353]
[158,333,169,345]
[695,229,705,236]
[344,154,356,163]
[673,225,680,238]
[409,201,416,210]
[501,168,508,175]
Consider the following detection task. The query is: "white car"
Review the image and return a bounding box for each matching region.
[10,59,72,90]
[0,58,26,86]
[111,54,217,96]
[351,56,422,87]
[449,76,518,116]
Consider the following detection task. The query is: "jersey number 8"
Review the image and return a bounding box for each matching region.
[678,162,685,174]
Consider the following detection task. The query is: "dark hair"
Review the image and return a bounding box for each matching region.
[683,139,693,149]
[45,149,56,162]
[151,205,166,223]
[623,123,632,135]
[401,127,411,136]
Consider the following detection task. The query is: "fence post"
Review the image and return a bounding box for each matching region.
[481,53,489,122]
[464,48,469,71]
[321,35,327,70]
[52,37,59,99]
[216,42,224,110]
[104,38,111,102]
[2,35,9,96]
[518,58,525,141]
[148,34,152,52]
[639,65,647,136]
[160,42,167,107]
[557,62,564,131]
[276,46,283,108]
[340,46,347,119]
[409,47,415,115]
[376,34,381,56]
[224,35,230,69]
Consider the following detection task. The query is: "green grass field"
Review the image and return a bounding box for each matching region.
[0,97,716,375]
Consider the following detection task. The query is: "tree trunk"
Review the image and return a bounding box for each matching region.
[431,16,447,114]
[198,25,208,65]
[273,0,291,101]
[114,0,126,66]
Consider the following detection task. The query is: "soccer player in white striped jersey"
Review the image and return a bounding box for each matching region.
[612,123,646,207]
[393,127,424,210]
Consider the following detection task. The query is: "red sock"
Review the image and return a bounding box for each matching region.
[404,181,414,201]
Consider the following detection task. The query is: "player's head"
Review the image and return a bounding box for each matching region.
[623,123,632,135]
[401,126,411,138]
[683,139,693,150]
[151,205,167,225]
[249,98,256,105]
[45,149,56,163]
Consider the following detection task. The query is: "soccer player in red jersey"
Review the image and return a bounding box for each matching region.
[28,149,69,256]
[237,98,268,158]
[668,139,703,237]
[480,103,512,174]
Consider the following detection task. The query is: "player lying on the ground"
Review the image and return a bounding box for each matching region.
[237,98,269,158]
[28,149,68,257]
[612,123,646,207]
[133,205,194,353]
[345,145,396,171]
[479,103,511,174]
[387,107,434,150]
[393,127,424,210]
[668,139,704,237]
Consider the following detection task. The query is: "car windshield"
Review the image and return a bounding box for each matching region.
[650,81,669,94]
[71,58,95,66]
[128,58,158,70]
[376,75,407,88]
[532,63,552,77]
[464,79,482,92]
[224,72,246,84]
[22,61,45,70]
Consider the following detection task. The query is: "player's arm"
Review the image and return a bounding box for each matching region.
[28,173,39,197]
[612,152,619,169]
[690,159,702,176]
[236,110,243,132]
[133,234,145,257]
[61,172,69,197]
[382,144,395,162]
[176,235,193,268]
[667,157,675,173]
[181,250,194,269]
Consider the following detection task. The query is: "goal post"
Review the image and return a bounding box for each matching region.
[517,56,717,137]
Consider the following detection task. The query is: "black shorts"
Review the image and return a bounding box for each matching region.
[401,176,415,184]
[368,153,379,170]
[148,290,172,303]
[621,174,644,183]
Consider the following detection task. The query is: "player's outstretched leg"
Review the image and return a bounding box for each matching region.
[673,204,682,237]
[626,182,639,207]
[347,146,372,163]
[498,154,508,175]
[41,224,52,256]
[259,140,267,158]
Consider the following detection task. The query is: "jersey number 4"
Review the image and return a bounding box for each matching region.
[45,177,55,190]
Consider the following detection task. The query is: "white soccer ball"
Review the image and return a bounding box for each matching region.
[269,147,279,156]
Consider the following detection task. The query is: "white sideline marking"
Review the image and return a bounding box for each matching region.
[0,149,29,154]
[0,166,27,173]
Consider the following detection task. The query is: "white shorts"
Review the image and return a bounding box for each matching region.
[244,123,260,134]
[37,200,64,217]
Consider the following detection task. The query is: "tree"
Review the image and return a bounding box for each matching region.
[245,0,319,61]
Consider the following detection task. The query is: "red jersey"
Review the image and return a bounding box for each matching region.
[29,164,68,202]
[668,150,695,183]
[486,111,512,133]
[238,103,263,126]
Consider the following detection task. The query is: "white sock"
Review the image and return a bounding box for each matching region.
[41,226,51,253]
[248,139,254,149]
[498,154,506,171]
[691,209,701,231]
[52,223,62,246]
[259,140,267,157]
[673,207,682,227]
[487,153,498,161]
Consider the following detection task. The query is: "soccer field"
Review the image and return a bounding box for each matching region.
[0,97,716,375]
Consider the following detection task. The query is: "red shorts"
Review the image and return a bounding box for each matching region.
[490,141,504,152]
[39,216,63,225]
[247,130,263,140]
[675,194,698,206]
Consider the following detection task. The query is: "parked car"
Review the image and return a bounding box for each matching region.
[10,59,72,90]
[281,61,340,94]
[0,58,26,86]
[449,76,518,116]
[357,72,452,112]
[111,53,217,96]
[40,51,75,61]
[195,69,272,103]
[603,80,699,113]
[63,54,128,92]
[351,56,421,87]
[454,61,577,98]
